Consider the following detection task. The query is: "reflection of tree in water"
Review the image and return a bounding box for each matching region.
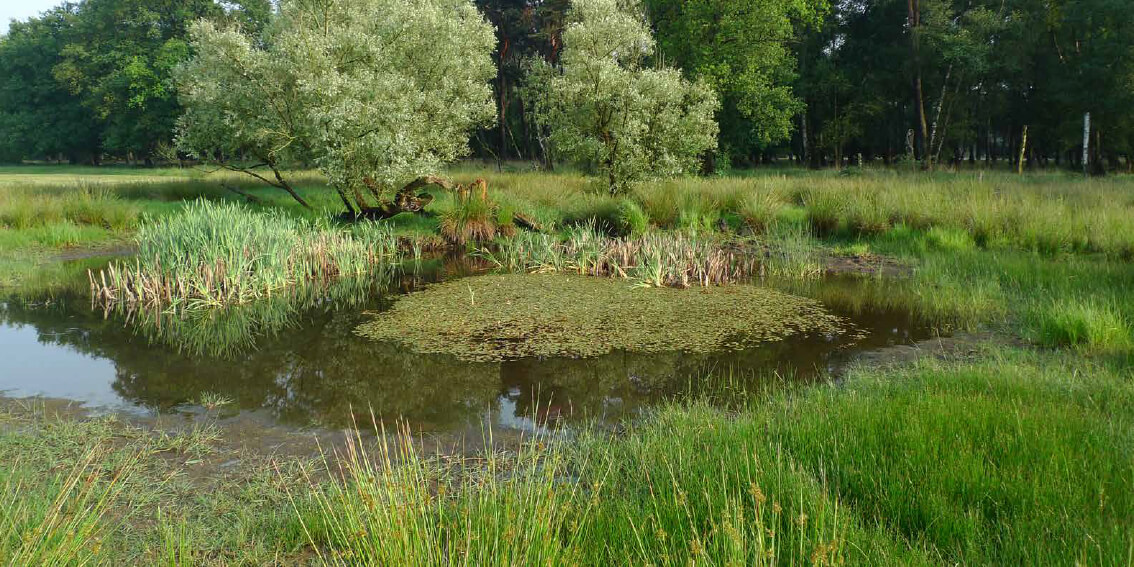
[112,318,504,430]
[498,339,841,427]
[3,294,504,429]
[3,257,935,432]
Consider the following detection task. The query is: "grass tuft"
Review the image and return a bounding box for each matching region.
[1030,298,1132,351]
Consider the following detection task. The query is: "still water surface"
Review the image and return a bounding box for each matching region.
[0,256,935,434]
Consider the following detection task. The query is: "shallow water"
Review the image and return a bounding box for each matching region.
[0,255,937,434]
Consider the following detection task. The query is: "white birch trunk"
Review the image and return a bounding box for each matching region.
[1082,112,1091,176]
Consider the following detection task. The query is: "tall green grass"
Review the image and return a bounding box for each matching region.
[764,351,1134,563]
[1,349,1130,563]
[280,349,1134,565]
[469,168,1134,257]
[292,422,591,565]
[6,166,1133,257]
[481,222,758,287]
[1029,298,1132,352]
[91,200,402,307]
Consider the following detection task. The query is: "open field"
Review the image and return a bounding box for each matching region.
[1,165,1133,564]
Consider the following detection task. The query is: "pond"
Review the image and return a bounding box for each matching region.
[0,254,938,436]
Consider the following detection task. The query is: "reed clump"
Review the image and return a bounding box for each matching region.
[439,179,515,245]
[90,200,401,308]
[482,222,758,287]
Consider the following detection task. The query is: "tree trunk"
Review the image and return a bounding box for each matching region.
[348,175,455,220]
[1082,112,1091,177]
[1017,125,1028,174]
[908,0,929,169]
[927,65,952,170]
[801,109,812,169]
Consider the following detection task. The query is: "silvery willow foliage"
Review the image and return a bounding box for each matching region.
[176,0,497,211]
[528,0,719,194]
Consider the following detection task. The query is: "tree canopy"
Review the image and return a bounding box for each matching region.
[176,0,497,213]
[528,0,719,194]
[644,0,827,166]
[2,0,1134,173]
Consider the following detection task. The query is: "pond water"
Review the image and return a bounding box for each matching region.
[0,255,937,435]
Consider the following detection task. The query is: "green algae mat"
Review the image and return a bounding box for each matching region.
[357,274,846,361]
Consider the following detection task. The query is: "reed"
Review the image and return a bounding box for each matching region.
[480,223,758,287]
[90,200,402,308]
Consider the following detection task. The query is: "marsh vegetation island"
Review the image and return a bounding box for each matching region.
[1,0,1133,564]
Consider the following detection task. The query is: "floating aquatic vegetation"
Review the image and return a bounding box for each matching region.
[357,274,847,362]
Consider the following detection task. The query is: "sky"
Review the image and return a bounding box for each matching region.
[1,0,62,36]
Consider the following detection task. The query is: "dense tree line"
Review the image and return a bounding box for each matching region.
[2,0,1133,172]
[0,0,268,164]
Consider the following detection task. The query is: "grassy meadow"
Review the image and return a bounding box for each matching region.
[1,164,1133,564]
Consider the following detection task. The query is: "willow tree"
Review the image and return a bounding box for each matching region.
[527,0,719,195]
[176,0,497,217]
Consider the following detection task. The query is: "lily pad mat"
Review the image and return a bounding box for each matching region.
[357,274,846,362]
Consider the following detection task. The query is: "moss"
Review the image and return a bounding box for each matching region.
[357,273,846,361]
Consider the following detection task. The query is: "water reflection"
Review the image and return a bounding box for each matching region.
[1,256,937,433]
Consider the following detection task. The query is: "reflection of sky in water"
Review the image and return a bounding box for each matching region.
[0,322,131,410]
[0,260,938,433]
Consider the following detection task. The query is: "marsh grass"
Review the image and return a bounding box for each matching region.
[617,199,650,236]
[737,190,784,235]
[1029,298,1132,352]
[761,223,826,279]
[1,349,1131,564]
[0,446,136,565]
[767,351,1134,563]
[91,200,402,307]
[439,190,513,246]
[287,411,874,566]
[0,182,141,231]
[292,419,592,565]
[6,166,1133,259]
[470,169,1134,258]
[482,223,758,287]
